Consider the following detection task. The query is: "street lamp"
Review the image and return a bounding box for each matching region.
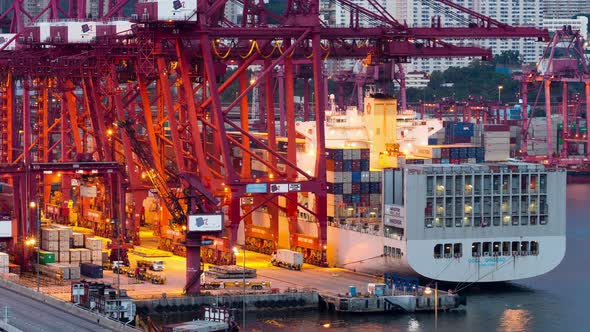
[233,246,245,332]
[498,85,503,103]
[29,201,40,292]
[110,218,121,296]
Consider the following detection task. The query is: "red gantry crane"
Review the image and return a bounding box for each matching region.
[0,0,548,293]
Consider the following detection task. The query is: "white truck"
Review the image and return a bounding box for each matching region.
[271,249,303,270]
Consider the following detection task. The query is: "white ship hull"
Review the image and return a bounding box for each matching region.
[328,224,566,282]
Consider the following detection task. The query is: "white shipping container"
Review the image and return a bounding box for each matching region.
[343,183,352,194]
[0,252,8,266]
[333,172,343,183]
[85,238,103,250]
[41,228,59,241]
[484,137,509,145]
[42,240,59,251]
[91,250,103,262]
[58,251,69,263]
[326,171,334,183]
[342,172,352,183]
[352,149,361,160]
[79,248,91,262]
[361,171,370,182]
[151,0,198,21]
[69,249,81,262]
[71,233,84,247]
[370,171,381,182]
[66,21,97,43]
[343,149,352,160]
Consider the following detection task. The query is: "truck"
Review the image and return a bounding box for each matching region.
[137,259,165,271]
[271,249,303,270]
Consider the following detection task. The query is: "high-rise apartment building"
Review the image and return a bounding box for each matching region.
[543,0,590,20]
[23,0,50,25]
[401,0,544,73]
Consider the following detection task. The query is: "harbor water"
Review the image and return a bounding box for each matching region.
[248,183,590,331]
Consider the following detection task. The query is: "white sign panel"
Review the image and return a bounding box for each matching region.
[269,184,289,193]
[80,186,97,198]
[384,204,404,218]
[384,216,405,228]
[0,220,12,237]
[187,214,223,232]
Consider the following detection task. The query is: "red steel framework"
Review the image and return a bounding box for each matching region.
[513,26,590,166]
[0,0,548,293]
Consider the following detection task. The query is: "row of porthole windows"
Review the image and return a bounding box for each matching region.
[384,246,403,258]
[434,241,539,258]
[471,241,539,257]
[433,243,462,259]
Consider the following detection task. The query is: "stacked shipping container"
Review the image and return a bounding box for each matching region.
[413,144,485,164]
[484,125,510,161]
[326,148,382,218]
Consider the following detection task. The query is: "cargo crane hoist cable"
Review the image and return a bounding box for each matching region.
[116,119,218,227]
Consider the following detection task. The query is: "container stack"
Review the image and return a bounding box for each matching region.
[484,125,510,161]
[527,117,559,156]
[326,147,382,217]
[41,226,74,263]
[85,237,104,265]
[444,122,477,144]
[0,252,8,273]
[413,144,485,164]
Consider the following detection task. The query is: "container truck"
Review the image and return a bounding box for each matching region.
[271,249,303,270]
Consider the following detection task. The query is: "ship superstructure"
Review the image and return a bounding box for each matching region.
[292,94,566,283]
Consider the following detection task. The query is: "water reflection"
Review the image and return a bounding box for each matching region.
[497,309,532,332]
[408,317,421,332]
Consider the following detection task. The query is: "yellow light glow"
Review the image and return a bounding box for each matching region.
[323,323,331,328]
[106,128,114,136]
[29,201,36,208]
[424,287,432,295]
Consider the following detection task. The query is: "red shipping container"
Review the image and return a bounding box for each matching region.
[441,149,450,158]
[361,194,370,204]
[432,158,440,164]
[351,183,361,193]
[326,159,335,171]
[333,161,343,172]
[452,137,472,143]
[351,160,361,172]
[485,125,510,132]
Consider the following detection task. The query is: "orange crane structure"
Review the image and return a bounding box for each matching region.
[0,0,548,293]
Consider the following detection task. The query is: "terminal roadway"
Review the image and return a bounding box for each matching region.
[0,286,116,332]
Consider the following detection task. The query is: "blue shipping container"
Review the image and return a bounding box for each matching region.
[361,182,370,193]
[343,160,352,171]
[428,138,438,145]
[360,160,370,172]
[453,123,474,137]
[351,172,361,182]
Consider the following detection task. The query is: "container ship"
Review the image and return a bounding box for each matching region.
[252,92,566,283]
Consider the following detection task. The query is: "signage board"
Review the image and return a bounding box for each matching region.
[384,204,404,218]
[0,219,11,237]
[187,214,223,232]
[201,238,214,246]
[289,183,301,192]
[384,216,405,228]
[80,186,97,198]
[241,197,254,205]
[246,183,267,193]
[269,184,288,193]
